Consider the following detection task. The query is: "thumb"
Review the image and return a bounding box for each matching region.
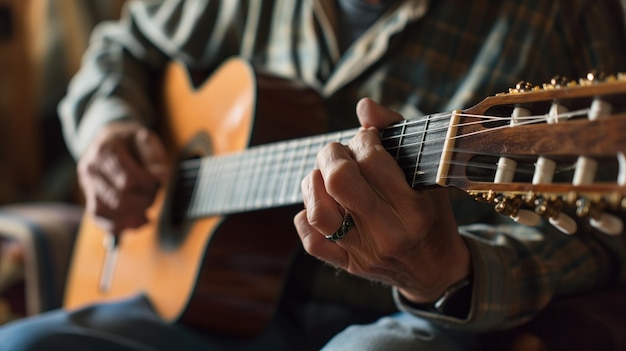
[356,98,404,129]
[134,128,170,182]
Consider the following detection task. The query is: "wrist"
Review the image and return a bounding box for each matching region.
[400,236,472,303]
[398,237,473,317]
[400,274,473,318]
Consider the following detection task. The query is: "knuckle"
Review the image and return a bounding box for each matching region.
[317,142,347,167]
[300,233,324,257]
[91,198,113,218]
[305,204,324,229]
[115,172,133,191]
[77,157,99,177]
[324,159,356,195]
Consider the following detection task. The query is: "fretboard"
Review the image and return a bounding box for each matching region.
[176,112,451,219]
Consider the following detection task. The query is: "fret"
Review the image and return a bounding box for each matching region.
[220,155,240,213]
[189,157,210,218]
[173,158,199,223]
[253,144,272,208]
[294,134,327,203]
[230,154,246,211]
[208,157,224,212]
[247,146,267,211]
[242,148,258,211]
[383,119,426,185]
[235,150,256,212]
[265,142,289,207]
[221,156,237,211]
[289,137,311,204]
[278,138,302,204]
[381,123,403,164]
[206,156,224,214]
[413,116,428,187]
[419,112,449,186]
[337,129,356,145]
[296,137,315,204]
[380,113,450,188]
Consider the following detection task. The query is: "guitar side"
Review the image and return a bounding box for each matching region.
[63,58,328,336]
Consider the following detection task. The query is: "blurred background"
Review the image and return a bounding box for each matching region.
[0,0,127,204]
[0,0,127,324]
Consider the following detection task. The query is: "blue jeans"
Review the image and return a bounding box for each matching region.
[323,312,479,351]
[0,295,478,350]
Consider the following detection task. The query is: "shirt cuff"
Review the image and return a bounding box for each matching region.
[394,229,514,332]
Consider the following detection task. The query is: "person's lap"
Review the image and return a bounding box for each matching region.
[0,293,481,351]
[0,295,228,351]
[322,312,479,351]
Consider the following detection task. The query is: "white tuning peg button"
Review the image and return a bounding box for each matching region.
[549,213,577,235]
[511,209,542,226]
[588,98,612,121]
[590,213,624,236]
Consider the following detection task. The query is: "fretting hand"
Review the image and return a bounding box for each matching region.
[294,98,472,304]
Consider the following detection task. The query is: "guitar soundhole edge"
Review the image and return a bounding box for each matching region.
[159,132,213,250]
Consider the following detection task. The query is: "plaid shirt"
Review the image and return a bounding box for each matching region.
[60,0,626,332]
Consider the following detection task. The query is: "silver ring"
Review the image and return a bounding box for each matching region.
[325,213,353,242]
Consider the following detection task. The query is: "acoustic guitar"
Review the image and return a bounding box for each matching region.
[63,58,626,336]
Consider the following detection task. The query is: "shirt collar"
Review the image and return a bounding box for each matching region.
[315,0,430,95]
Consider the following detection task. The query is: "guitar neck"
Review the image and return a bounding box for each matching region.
[176,113,450,219]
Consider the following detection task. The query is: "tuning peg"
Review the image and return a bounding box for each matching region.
[494,157,517,183]
[590,213,624,236]
[617,152,626,187]
[588,98,612,121]
[573,157,598,188]
[535,196,577,235]
[547,102,568,124]
[511,209,542,226]
[488,190,543,227]
[532,157,556,184]
[577,197,624,236]
[548,213,578,235]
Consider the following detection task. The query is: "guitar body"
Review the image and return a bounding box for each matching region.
[64,58,328,336]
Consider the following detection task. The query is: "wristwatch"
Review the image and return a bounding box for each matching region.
[404,275,473,319]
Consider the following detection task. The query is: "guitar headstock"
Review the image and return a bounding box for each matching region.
[442,72,626,235]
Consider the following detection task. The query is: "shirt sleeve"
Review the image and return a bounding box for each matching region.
[57,0,247,159]
[394,219,626,332]
[57,2,166,159]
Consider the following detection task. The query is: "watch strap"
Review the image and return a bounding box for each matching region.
[403,275,473,319]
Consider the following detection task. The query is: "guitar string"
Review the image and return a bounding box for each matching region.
[176,109,585,178]
[176,107,588,174]
[175,107,595,214]
[177,153,588,209]
[175,108,591,189]
[175,107,589,189]
[175,157,559,216]
[382,108,587,151]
